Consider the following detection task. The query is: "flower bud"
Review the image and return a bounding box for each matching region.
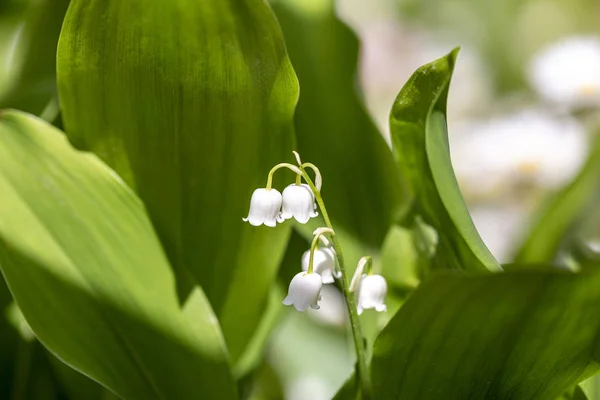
[356,274,387,315]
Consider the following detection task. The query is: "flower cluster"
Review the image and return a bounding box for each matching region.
[242,154,320,228]
[242,152,387,315]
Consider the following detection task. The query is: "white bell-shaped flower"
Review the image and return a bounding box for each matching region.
[282,272,323,312]
[356,274,387,315]
[242,188,282,227]
[280,184,318,224]
[301,247,339,284]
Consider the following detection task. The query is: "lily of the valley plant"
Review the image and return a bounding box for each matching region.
[243,151,388,395]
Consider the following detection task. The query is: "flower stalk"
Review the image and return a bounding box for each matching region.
[296,164,373,400]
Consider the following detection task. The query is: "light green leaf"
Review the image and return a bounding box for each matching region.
[516,133,600,264]
[389,49,501,272]
[57,0,298,361]
[372,269,600,399]
[272,0,407,247]
[0,110,235,399]
[0,0,69,115]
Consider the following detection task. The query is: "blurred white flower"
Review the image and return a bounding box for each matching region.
[587,240,600,255]
[450,109,587,196]
[301,247,339,284]
[283,272,323,312]
[468,204,527,263]
[280,183,318,224]
[356,274,388,315]
[528,36,600,108]
[242,188,282,227]
[286,375,331,400]
[307,285,348,327]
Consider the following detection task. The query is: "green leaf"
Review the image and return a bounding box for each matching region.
[272,0,406,247]
[556,385,589,400]
[57,0,298,361]
[389,49,501,273]
[0,0,69,115]
[0,110,235,399]
[516,133,600,264]
[372,269,600,399]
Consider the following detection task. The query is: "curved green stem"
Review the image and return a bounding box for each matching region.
[308,228,334,274]
[299,169,373,400]
[265,163,302,190]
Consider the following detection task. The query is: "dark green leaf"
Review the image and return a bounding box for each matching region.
[273,0,406,247]
[0,110,235,399]
[0,0,69,115]
[389,49,501,273]
[57,0,298,361]
[372,269,600,399]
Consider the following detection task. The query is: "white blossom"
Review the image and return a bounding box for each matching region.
[280,184,318,224]
[356,274,387,315]
[242,188,282,227]
[450,109,587,195]
[301,247,339,284]
[282,272,323,312]
[528,36,600,108]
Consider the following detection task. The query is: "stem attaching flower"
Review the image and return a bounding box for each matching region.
[302,247,336,284]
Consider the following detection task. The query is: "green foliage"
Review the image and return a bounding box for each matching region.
[0,110,235,399]
[0,0,69,115]
[372,270,600,400]
[389,49,501,273]
[56,0,298,362]
[0,1,599,399]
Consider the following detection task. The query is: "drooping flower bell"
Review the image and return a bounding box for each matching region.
[280,183,318,224]
[282,272,323,311]
[301,247,338,284]
[350,256,387,315]
[356,274,387,315]
[242,188,282,227]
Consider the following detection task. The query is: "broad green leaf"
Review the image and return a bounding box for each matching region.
[389,49,501,272]
[57,0,298,361]
[372,269,600,399]
[0,110,235,399]
[0,0,69,115]
[516,133,600,264]
[581,374,600,399]
[272,0,406,247]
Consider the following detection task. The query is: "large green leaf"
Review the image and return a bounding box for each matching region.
[372,269,600,399]
[0,110,235,399]
[0,0,69,115]
[57,0,298,361]
[516,133,600,264]
[272,0,406,247]
[389,49,501,272]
